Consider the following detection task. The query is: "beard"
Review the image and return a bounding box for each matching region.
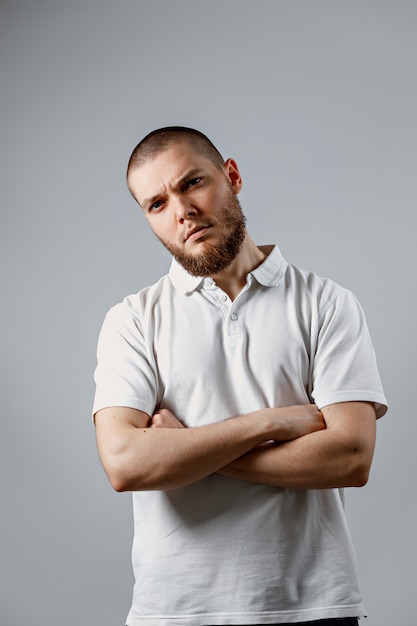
[157,193,247,277]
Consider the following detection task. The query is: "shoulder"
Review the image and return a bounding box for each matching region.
[284,262,353,314]
[104,272,173,324]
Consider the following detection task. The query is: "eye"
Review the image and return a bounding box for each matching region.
[185,177,201,190]
[149,199,164,212]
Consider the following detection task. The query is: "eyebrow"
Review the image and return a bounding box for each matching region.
[141,168,205,209]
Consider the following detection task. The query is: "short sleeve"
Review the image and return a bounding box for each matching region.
[311,289,387,418]
[92,298,159,418]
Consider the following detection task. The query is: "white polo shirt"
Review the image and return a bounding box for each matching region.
[93,245,387,626]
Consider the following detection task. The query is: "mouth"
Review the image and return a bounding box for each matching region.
[185,225,211,242]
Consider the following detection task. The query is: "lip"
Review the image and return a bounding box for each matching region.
[185,225,211,242]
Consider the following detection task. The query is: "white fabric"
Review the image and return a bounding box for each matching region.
[93,245,387,625]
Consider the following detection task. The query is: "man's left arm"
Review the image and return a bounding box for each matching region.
[218,289,384,488]
[152,401,377,489]
[218,401,377,489]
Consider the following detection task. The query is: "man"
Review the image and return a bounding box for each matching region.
[93,126,387,626]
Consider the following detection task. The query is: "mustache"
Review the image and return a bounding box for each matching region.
[184,223,211,241]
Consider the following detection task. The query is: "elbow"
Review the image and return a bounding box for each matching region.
[345,453,372,488]
[98,438,152,492]
[350,465,370,487]
[106,466,132,492]
[104,454,161,492]
[109,473,131,493]
[104,457,144,492]
[338,431,375,488]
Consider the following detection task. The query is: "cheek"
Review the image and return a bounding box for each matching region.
[207,190,228,217]
[148,216,183,247]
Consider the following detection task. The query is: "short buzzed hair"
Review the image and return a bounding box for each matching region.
[126,126,225,185]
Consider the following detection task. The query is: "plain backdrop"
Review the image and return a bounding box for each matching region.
[1,1,415,625]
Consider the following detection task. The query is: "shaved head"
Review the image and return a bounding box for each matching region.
[126,126,225,199]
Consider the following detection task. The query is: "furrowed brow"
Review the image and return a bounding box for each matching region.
[177,168,204,186]
[141,193,160,210]
[141,169,204,209]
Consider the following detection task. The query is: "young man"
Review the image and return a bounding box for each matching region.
[93,127,387,626]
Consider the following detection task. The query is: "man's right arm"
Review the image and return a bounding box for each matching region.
[94,405,324,492]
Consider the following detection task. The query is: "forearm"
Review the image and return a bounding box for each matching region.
[218,402,377,489]
[95,404,325,492]
[108,415,268,491]
[218,432,367,488]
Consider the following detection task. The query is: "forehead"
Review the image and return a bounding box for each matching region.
[128,142,220,200]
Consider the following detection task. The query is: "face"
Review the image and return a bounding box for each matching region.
[128,141,247,276]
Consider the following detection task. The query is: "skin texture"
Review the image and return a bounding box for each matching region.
[95,139,377,492]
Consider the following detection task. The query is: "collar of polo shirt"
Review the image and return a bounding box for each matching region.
[168,244,288,294]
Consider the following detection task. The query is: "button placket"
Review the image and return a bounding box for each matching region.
[201,281,241,338]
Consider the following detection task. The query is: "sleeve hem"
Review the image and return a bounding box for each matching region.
[92,396,155,422]
[313,390,388,418]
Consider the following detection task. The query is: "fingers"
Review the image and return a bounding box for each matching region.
[149,408,185,429]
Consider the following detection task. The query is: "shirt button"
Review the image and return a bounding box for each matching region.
[230,313,238,321]
[221,295,228,302]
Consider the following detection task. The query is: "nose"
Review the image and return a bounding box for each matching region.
[173,196,198,223]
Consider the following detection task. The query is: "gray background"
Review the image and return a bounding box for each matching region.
[1,1,415,625]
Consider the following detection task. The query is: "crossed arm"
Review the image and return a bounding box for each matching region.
[94,401,376,492]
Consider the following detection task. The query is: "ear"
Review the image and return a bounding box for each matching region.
[223,158,243,194]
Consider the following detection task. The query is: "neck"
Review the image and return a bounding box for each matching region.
[211,233,266,300]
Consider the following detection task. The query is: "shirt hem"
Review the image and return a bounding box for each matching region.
[126,603,366,625]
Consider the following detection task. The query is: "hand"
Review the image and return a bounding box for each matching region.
[149,408,185,429]
[260,404,326,442]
